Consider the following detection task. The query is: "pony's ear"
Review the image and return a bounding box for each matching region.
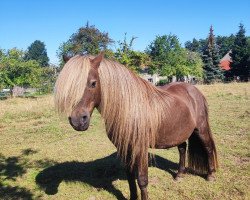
[63,55,72,63]
[90,52,104,69]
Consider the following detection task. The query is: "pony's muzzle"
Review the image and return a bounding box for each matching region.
[68,112,90,131]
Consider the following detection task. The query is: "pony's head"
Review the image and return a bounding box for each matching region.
[54,53,104,131]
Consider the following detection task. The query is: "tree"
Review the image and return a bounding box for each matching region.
[229,23,249,81]
[0,48,42,90]
[39,66,57,93]
[185,50,204,78]
[185,35,236,59]
[57,22,114,66]
[202,26,224,83]
[0,49,4,59]
[115,33,151,71]
[185,38,207,54]
[25,40,49,67]
[216,34,235,58]
[146,34,181,76]
[185,38,200,52]
[146,34,203,80]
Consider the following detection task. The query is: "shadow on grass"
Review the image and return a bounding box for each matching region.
[0,148,56,181]
[0,154,26,181]
[35,153,179,200]
[36,153,127,199]
[0,148,56,200]
[0,183,33,200]
[150,154,178,178]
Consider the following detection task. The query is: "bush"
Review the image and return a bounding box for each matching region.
[156,79,169,86]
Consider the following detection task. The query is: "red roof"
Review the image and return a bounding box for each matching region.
[219,51,232,71]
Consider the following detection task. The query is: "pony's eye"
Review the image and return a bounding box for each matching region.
[90,81,97,88]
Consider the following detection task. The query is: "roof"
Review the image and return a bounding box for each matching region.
[221,50,232,62]
[220,60,231,70]
[219,50,232,71]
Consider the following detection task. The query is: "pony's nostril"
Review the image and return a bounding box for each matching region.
[82,115,88,122]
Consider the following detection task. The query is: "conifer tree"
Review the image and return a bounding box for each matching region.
[202,26,224,83]
[25,40,49,67]
[230,23,249,81]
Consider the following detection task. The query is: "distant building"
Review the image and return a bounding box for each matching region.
[139,68,168,85]
[219,50,232,71]
[139,67,197,85]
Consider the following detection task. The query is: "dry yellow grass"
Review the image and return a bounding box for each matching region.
[0,82,249,200]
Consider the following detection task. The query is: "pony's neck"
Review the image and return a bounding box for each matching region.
[97,59,171,167]
[98,58,171,122]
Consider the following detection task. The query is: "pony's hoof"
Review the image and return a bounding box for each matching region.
[206,175,216,181]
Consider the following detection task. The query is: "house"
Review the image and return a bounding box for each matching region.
[220,50,232,71]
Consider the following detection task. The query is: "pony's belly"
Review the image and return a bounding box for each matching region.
[154,128,194,149]
[154,139,186,149]
[154,143,178,149]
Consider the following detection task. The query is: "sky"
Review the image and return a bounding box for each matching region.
[0,0,249,64]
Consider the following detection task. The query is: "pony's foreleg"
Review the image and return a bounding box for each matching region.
[175,142,187,181]
[137,162,148,200]
[126,167,137,200]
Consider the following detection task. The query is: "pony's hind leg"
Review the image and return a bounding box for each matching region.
[175,142,187,181]
[204,141,217,181]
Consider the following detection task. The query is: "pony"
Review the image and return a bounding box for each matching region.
[54,53,218,200]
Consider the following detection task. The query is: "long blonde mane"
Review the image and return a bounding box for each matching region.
[55,55,172,167]
[54,55,92,115]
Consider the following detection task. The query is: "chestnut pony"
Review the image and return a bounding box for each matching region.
[54,53,218,200]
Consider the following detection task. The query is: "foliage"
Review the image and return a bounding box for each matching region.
[0,48,42,89]
[202,26,224,83]
[229,23,250,81]
[0,48,56,94]
[156,79,168,86]
[216,34,235,58]
[38,66,57,94]
[185,38,200,52]
[185,38,207,54]
[186,35,235,59]
[24,40,49,67]
[146,34,203,79]
[57,22,114,66]
[146,34,181,76]
[185,51,204,78]
[184,23,249,82]
[0,49,4,59]
[115,33,151,71]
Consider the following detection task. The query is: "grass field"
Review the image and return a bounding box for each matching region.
[0,83,249,200]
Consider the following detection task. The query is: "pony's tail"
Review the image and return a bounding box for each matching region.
[188,132,209,174]
[188,99,218,174]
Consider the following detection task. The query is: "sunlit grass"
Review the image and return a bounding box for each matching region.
[0,82,249,199]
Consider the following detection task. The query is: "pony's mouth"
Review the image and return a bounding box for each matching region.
[72,123,89,131]
[68,117,90,131]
